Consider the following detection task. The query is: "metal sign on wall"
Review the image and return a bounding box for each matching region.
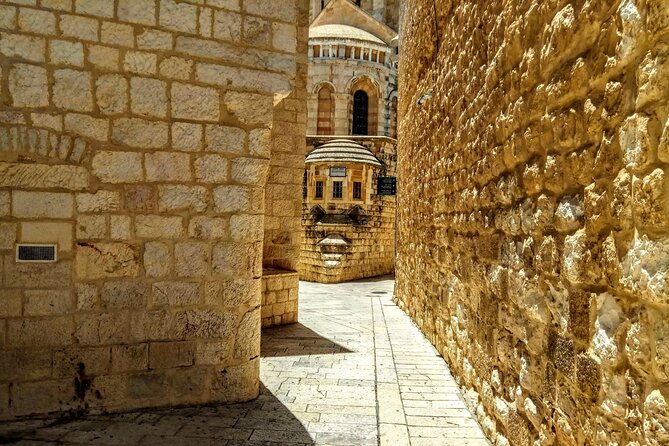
[330,167,347,177]
[377,176,397,196]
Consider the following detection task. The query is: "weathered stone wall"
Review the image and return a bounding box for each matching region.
[0,0,308,420]
[397,1,669,445]
[261,269,298,327]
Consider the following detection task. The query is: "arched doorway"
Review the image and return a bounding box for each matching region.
[352,90,369,135]
[348,77,379,136]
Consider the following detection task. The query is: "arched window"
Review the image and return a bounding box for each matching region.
[390,96,398,138]
[317,84,334,135]
[352,90,369,135]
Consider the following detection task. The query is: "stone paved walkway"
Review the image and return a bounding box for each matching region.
[0,277,489,446]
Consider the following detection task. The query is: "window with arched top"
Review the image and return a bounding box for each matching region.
[352,90,369,135]
[317,84,334,135]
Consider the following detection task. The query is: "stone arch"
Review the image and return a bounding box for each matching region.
[348,76,380,136]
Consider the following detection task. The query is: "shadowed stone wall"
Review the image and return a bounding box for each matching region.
[396,1,669,445]
[0,0,308,420]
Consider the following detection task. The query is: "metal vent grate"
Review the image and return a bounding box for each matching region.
[16,244,57,263]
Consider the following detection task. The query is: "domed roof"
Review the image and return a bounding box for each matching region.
[306,139,383,167]
[310,24,386,45]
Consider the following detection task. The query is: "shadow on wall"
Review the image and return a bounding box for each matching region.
[0,383,315,445]
[261,322,353,358]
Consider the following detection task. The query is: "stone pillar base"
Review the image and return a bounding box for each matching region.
[261,269,299,328]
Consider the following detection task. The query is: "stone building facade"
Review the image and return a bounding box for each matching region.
[396,1,669,445]
[0,0,308,420]
[300,0,398,283]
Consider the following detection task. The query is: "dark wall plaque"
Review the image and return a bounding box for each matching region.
[377,176,397,196]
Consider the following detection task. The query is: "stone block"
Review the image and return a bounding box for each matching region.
[199,7,212,37]
[144,241,170,278]
[76,191,120,213]
[0,222,15,250]
[53,69,93,112]
[173,309,235,339]
[101,280,149,309]
[159,0,197,34]
[145,152,191,182]
[212,242,261,278]
[49,39,84,66]
[224,91,272,126]
[124,185,156,211]
[20,222,72,252]
[242,16,270,47]
[112,343,149,372]
[7,316,73,347]
[158,185,208,212]
[52,346,111,378]
[100,21,133,46]
[12,191,73,218]
[249,128,271,158]
[210,360,259,403]
[633,169,667,227]
[130,77,167,118]
[234,309,260,359]
[188,216,228,239]
[205,124,245,154]
[124,50,158,75]
[273,22,297,53]
[31,113,62,131]
[0,289,21,317]
[24,290,73,316]
[96,74,128,115]
[0,348,52,381]
[92,151,143,183]
[64,113,109,141]
[18,7,56,35]
[213,185,251,213]
[231,158,269,185]
[205,279,259,308]
[75,243,140,280]
[130,310,173,342]
[159,56,192,80]
[149,341,195,369]
[76,283,98,311]
[75,312,130,345]
[152,281,200,306]
[8,63,48,107]
[127,372,168,400]
[88,45,118,70]
[172,122,202,152]
[59,14,98,41]
[110,216,132,240]
[112,118,168,149]
[75,0,113,17]
[0,162,89,190]
[213,10,241,42]
[0,5,16,30]
[230,214,263,242]
[194,154,228,183]
[117,0,156,26]
[135,215,184,238]
[0,192,8,217]
[10,379,75,416]
[172,83,220,122]
[137,28,172,50]
[174,242,209,277]
[0,32,45,62]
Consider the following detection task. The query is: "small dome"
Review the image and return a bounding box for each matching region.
[306,139,383,167]
[310,24,386,45]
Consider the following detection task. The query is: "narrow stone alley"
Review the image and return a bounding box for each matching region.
[1,277,488,446]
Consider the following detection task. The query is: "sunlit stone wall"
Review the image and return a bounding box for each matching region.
[397,1,669,444]
[0,0,308,420]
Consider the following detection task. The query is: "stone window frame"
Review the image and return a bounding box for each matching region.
[332,181,343,199]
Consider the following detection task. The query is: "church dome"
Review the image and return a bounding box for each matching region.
[310,24,386,45]
[306,139,383,167]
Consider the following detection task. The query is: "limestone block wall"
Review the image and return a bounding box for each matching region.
[0,0,308,420]
[397,1,669,445]
[261,269,299,328]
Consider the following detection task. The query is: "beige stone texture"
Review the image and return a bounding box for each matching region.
[20,222,73,252]
[8,64,48,108]
[171,83,220,122]
[12,191,73,219]
[395,1,669,445]
[0,0,309,422]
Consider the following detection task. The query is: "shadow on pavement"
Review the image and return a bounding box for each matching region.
[0,383,315,445]
[261,323,353,358]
